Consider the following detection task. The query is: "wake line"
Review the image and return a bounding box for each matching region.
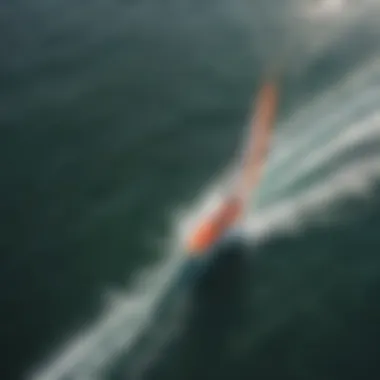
[30,252,182,380]
[244,155,380,242]
[178,65,380,239]
[31,129,380,380]
[31,105,380,380]
[30,54,380,380]
[268,111,380,198]
[271,56,380,170]
[32,110,380,380]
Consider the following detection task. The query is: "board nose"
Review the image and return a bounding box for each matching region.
[187,200,242,255]
[187,220,218,255]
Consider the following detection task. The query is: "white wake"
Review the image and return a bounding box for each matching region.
[30,6,380,380]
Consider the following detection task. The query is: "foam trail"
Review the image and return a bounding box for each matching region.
[179,56,380,238]
[268,111,380,198]
[34,123,380,380]
[269,55,380,170]
[244,155,380,243]
[30,31,380,380]
[32,113,380,380]
[31,101,380,380]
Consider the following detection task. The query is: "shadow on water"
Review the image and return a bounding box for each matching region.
[110,238,253,380]
[110,184,380,380]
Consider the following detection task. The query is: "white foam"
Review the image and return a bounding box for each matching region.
[243,155,380,242]
[33,100,380,378]
[29,12,380,380]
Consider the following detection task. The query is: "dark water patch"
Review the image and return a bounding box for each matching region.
[108,239,250,380]
[109,183,380,380]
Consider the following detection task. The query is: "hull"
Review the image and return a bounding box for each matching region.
[185,80,279,256]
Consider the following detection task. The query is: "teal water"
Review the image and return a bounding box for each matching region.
[2,1,380,379]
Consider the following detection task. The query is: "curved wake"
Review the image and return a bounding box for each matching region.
[30,3,380,380]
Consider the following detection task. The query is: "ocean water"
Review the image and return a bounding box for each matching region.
[2,1,380,379]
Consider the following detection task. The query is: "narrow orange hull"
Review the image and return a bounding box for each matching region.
[187,196,242,254]
[186,80,279,256]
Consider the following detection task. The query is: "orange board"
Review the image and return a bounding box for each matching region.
[186,81,279,255]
